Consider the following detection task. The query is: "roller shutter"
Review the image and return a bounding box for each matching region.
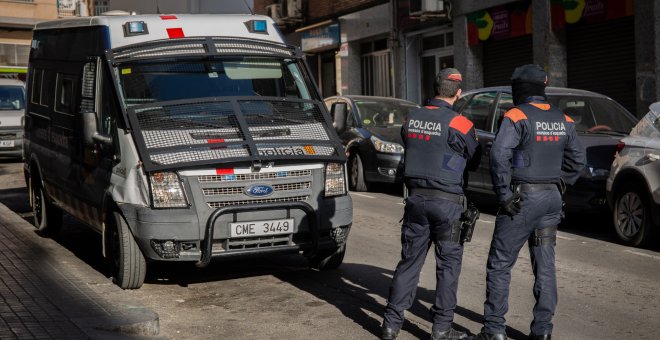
[567,16,635,113]
[483,35,533,87]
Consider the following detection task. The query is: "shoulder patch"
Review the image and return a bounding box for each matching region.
[449,115,474,135]
[425,106,439,109]
[530,103,551,110]
[504,108,528,123]
[564,114,575,123]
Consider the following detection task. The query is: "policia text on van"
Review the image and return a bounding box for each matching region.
[24,14,352,289]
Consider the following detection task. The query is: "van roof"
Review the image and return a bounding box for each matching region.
[34,14,284,48]
[0,78,24,87]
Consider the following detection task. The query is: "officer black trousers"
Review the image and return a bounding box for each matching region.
[483,189,562,336]
[383,193,464,332]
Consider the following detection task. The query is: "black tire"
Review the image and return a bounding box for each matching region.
[30,176,62,233]
[349,153,369,192]
[309,244,346,270]
[613,184,653,247]
[108,211,146,289]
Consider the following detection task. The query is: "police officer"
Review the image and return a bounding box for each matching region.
[382,68,478,340]
[473,64,586,340]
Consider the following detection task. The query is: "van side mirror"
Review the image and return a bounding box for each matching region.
[82,111,112,147]
[331,102,347,134]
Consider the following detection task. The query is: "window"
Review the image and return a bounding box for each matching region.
[31,69,43,105]
[548,95,637,134]
[55,74,76,114]
[461,92,496,131]
[493,93,514,132]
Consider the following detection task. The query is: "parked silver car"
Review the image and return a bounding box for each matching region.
[0,78,25,159]
[606,102,660,246]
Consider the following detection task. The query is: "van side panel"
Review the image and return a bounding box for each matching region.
[27,27,111,230]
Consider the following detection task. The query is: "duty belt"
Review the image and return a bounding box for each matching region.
[408,188,465,205]
[514,183,558,192]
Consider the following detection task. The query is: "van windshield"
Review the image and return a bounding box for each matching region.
[116,57,314,106]
[0,86,25,110]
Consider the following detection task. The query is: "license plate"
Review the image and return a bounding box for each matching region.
[0,140,14,148]
[229,218,294,238]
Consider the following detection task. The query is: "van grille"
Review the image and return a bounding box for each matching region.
[207,195,309,209]
[203,182,310,196]
[198,170,311,183]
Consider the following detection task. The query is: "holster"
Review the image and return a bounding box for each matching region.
[529,226,557,246]
[459,205,480,243]
[442,204,480,244]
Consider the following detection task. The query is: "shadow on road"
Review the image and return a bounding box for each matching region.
[275,262,529,340]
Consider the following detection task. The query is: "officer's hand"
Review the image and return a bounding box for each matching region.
[500,194,521,216]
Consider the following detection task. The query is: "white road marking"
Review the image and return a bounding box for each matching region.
[624,249,660,261]
[352,193,377,199]
[397,202,405,205]
[556,235,575,241]
[480,220,494,224]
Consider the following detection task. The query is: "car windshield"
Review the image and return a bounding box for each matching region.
[115,57,313,106]
[354,100,418,127]
[629,110,660,139]
[547,95,637,134]
[0,86,25,110]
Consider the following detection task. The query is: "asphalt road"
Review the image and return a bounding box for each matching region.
[1,159,659,339]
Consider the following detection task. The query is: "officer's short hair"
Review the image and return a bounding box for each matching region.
[434,68,462,97]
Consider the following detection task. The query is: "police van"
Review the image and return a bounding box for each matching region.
[24,13,352,289]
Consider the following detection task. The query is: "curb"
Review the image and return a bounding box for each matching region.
[0,202,161,339]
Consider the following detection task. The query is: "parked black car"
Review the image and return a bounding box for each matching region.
[455,87,639,213]
[325,95,419,191]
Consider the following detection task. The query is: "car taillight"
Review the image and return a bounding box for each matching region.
[615,142,625,154]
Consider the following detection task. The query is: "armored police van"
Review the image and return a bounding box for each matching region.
[24,14,352,289]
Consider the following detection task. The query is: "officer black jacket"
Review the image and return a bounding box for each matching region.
[402,98,479,195]
[490,96,586,203]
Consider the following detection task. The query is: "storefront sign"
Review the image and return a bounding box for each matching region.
[301,22,340,53]
[467,1,531,46]
[551,0,634,30]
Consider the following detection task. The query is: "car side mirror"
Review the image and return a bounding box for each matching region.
[82,111,112,147]
[331,102,348,134]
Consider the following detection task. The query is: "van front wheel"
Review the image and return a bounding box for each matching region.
[108,211,146,289]
[30,177,62,233]
[308,244,346,270]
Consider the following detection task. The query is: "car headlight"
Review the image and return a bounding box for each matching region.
[371,135,404,154]
[150,172,189,208]
[324,162,346,197]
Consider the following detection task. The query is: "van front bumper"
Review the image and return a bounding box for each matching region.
[118,194,352,263]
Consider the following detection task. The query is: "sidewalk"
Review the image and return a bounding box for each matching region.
[0,202,160,339]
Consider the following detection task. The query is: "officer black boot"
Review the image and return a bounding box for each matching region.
[381,326,399,340]
[430,327,469,340]
[473,330,507,340]
[529,334,551,340]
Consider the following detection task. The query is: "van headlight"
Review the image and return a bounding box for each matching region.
[149,172,189,208]
[371,135,404,154]
[324,162,346,197]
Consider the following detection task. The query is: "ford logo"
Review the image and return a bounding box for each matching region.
[245,184,274,197]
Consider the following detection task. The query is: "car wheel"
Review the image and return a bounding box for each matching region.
[308,244,346,270]
[613,184,653,247]
[30,175,62,233]
[107,211,146,289]
[349,153,369,192]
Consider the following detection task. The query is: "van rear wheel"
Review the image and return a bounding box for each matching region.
[108,211,146,289]
[30,176,62,233]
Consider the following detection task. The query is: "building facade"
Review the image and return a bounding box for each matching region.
[256,0,660,118]
[0,0,58,79]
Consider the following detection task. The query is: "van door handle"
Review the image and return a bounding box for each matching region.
[648,153,660,161]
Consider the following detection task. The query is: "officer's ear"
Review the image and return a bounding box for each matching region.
[455,88,462,100]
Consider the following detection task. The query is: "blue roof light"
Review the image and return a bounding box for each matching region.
[245,20,268,34]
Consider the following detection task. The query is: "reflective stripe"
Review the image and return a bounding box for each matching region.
[160,15,178,20]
